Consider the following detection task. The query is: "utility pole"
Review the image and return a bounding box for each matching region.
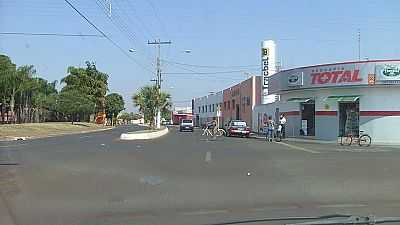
[147,39,172,129]
[357,28,361,61]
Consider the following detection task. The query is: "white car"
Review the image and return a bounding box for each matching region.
[179,119,194,132]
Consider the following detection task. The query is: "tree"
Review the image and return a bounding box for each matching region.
[57,89,95,124]
[61,62,108,115]
[132,85,171,128]
[105,93,125,125]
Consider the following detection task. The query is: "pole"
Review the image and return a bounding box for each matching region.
[148,39,172,129]
[357,29,361,61]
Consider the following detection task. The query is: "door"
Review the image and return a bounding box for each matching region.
[300,102,315,136]
[338,101,359,137]
[236,104,240,120]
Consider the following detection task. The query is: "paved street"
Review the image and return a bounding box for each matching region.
[1,125,400,225]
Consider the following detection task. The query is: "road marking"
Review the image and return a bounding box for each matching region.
[181,209,228,216]
[276,142,320,154]
[335,148,392,153]
[250,205,300,211]
[79,135,92,139]
[317,203,367,208]
[205,151,212,162]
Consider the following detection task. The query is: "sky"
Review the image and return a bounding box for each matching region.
[1,0,400,112]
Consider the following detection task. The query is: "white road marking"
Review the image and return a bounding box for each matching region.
[250,205,300,211]
[181,209,228,216]
[205,151,212,162]
[79,135,92,139]
[317,203,367,208]
[335,148,392,153]
[276,142,320,154]
[0,143,28,148]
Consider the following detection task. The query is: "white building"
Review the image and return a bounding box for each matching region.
[192,91,223,127]
[253,59,400,144]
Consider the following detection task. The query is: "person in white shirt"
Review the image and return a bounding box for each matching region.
[279,114,287,139]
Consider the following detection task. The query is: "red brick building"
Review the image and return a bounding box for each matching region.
[222,76,261,127]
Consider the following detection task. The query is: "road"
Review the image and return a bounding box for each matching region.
[1,125,400,225]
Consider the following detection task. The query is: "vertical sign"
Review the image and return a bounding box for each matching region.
[261,40,277,104]
[368,74,376,86]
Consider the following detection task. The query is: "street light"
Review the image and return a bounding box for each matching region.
[128,48,136,53]
[183,49,191,53]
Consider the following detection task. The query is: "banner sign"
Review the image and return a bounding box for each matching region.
[376,64,400,83]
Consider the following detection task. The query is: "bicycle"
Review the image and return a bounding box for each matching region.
[340,130,372,147]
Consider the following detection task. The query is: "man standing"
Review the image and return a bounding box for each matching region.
[279,114,287,139]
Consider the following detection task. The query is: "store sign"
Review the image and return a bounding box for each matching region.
[288,72,303,86]
[376,64,400,81]
[310,70,362,85]
[262,47,270,88]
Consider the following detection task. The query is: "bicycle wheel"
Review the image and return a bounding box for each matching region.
[340,135,352,146]
[275,131,282,142]
[359,134,371,147]
[216,129,226,137]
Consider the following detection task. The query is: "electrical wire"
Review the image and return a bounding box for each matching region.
[0,32,104,37]
[63,0,155,74]
[162,59,260,69]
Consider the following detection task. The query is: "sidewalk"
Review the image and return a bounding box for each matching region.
[251,134,400,149]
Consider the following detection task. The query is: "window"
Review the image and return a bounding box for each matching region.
[247,97,251,106]
[198,107,201,113]
[202,106,204,113]
[209,104,211,112]
[232,100,235,108]
[212,104,215,112]
[224,101,226,110]
[205,105,207,112]
[228,101,230,109]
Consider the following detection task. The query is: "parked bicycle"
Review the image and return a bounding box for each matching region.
[340,130,371,147]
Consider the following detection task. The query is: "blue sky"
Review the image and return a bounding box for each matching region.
[1,0,400,111]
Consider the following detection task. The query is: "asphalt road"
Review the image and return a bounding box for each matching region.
[1,125,400,225]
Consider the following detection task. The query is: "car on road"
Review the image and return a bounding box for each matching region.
[226,120,251,137]
[179,119,194,132]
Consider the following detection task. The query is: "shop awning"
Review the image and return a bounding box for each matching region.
[326,95,360,102]
[287,97,313,103]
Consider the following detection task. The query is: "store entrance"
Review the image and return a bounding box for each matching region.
[339,101,359,137]
[300,102,315,136]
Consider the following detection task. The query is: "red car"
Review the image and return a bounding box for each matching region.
[226,120,251,137]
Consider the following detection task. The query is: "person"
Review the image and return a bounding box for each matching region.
[279,114,287,139]
[266,116,275,142]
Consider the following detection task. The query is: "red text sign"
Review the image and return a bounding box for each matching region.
[311,70,362,85]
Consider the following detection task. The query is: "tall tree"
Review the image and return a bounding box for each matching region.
[105,93,125,125]
[132,85,171,128]
[57,89,95,124]
[61,61,108,114]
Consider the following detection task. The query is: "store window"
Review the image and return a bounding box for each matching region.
[339,101,360,137]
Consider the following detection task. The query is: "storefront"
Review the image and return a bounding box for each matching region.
[253,59,400,144]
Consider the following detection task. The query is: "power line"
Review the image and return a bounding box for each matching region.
[94,0,156,68]
[162,59,260,69]
[164,68,260,75]
[63,0,154,74]
[0,32,104,37]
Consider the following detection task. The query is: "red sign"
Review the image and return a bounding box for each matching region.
[311,70,362,85]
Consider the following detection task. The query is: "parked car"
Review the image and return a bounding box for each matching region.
[226,120,251,137]
[180,119,194,132]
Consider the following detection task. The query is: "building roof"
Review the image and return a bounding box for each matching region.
[280,59,400,73]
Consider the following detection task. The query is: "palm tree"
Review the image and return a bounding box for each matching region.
[132,85,171,128]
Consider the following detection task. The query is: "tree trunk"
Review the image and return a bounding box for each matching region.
[10,88,15,123]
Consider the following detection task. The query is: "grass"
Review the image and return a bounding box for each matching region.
[0,122,107,138]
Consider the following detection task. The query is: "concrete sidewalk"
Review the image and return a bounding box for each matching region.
[251,134,400,149]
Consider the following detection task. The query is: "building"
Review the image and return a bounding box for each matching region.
[253,59,400,144]
[222,76,262,127]
[192,91,223,127]
[171,106,193,125]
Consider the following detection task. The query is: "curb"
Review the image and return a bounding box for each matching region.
[251,135,336,144]
[0,127,114,142]
[120,127,169,140]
